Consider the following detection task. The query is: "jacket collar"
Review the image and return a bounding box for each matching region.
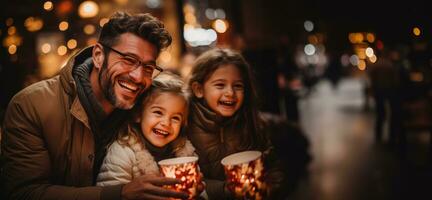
[60,46,94,129]
[59,46,94,97]
[190,100,236,133]
[190,101,222,132]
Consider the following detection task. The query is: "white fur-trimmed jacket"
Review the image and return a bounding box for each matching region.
[96,134,197,186]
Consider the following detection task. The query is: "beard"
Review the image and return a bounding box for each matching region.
[98,60,136,110]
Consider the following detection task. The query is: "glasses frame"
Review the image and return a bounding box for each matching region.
[99,43,163,78]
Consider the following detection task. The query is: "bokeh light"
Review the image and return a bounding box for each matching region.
[67,39,77,49]
[78,1,99,18]
[43,1,54,11]
[57,45,68,56]
[59,21,69,31]
[41,43,52,54]
[8,45,17,54]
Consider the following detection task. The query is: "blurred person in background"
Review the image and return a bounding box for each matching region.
[367,46,405,148]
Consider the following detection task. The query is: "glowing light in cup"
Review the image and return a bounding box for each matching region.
[158,157,199,200]
[221,151,266,200]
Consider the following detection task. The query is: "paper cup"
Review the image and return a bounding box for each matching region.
[158,156,199,199]
[221,151,266,200]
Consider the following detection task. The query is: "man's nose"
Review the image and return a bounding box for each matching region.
[128,67,145,83]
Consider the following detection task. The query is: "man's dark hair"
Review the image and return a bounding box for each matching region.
[99,11,172,54]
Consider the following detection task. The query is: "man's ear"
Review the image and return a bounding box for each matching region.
[191,82,204,98]
[92,43,105,70]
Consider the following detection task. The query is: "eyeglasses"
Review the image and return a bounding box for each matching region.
[100,43,163,79]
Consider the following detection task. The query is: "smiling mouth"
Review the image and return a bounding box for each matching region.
[118,80,139,92]
[153,128,169,138]
[219,100,236,107]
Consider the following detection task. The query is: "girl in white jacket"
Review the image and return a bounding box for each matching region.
[96,72,203,194]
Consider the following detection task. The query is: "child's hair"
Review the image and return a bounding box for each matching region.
[188,48,264,149]
[120,72,190,152]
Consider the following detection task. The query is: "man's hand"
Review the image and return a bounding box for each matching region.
[121,175,189,200]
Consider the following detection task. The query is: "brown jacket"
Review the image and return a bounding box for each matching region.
[1,47,122,200]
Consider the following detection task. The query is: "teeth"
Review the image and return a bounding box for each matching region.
[118,80,138,91]
[220,101,235,106]
[153,128,169,136]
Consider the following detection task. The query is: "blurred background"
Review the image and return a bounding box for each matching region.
[1,0,431,199]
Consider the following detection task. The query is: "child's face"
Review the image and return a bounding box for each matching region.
[140,92,187,147]
[195,64,245,117]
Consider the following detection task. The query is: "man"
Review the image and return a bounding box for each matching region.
[1,12,188,200]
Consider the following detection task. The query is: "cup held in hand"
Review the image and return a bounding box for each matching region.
[221,151,266,200]
[158,156,199,199]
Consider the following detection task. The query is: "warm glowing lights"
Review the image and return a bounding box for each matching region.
[185,13,197,24]
[369,55,377,63]
[78,1,99,18]
[8,26,16,35]
[83,24,96,35]
[410,72,424,82]
[308,35,319,44]
[365,47,374,57]
[67,39,77,49]
[183,4,195,14]
[366,33,375,43]
[349,33,364,44]
[57,45,68,56]
[184,24,194,30]
[159,157,200,199]
[304,20,314,32]
[3,35,23,47]
[221,151,266,200]
[43,1,54,11]
[99,18,109,27]
[357,34,364,43]
[59,21,69,31]
[160,51,172,63]
[41,43,52,54]
[57,0,73,15]
[357,60,366,70]
[413,27,421,36]
[8,45,17,54]
[86,37,98,46]
[213,19,228,33]
[24,17,44,32]
[114,0,129,5]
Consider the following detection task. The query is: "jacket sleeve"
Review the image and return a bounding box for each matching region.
[1,94,122,200]
[96,141,135,186]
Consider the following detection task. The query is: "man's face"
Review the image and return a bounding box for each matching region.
[99,33,157,110]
